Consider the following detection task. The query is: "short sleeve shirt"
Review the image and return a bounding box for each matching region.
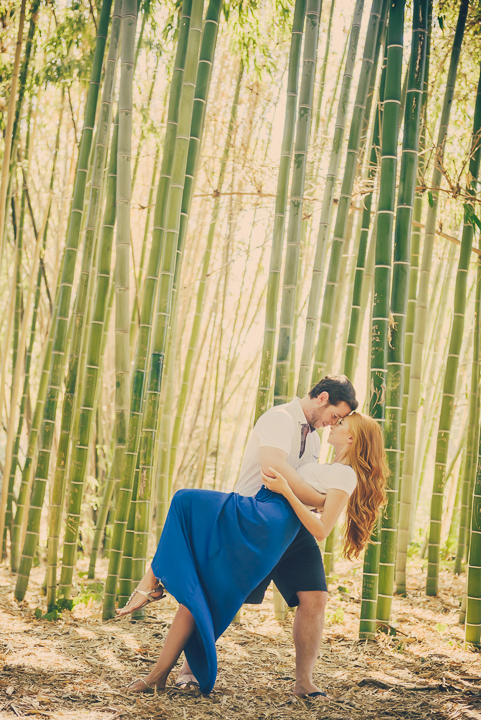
[234,398,321,497]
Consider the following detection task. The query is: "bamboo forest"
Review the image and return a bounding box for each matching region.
[1,0,481,716]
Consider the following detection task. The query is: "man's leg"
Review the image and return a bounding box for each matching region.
[293,590,327,695]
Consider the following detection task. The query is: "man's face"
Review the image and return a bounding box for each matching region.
[310,398,352,429]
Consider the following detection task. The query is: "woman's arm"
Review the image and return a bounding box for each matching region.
[259,447,326,510]
[262,467,349,541]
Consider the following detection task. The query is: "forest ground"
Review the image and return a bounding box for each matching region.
[1,557,481,720]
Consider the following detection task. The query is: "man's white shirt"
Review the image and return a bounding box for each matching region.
[234,397,321,497]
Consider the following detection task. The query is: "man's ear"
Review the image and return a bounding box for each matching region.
[316,391,330,407]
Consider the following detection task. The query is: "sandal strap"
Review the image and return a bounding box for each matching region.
[128,678,153,690]
[131,585,165,603]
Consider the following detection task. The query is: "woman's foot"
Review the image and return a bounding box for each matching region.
[116,579,165,617]
[175,671,200,691]
[127,678,164,694]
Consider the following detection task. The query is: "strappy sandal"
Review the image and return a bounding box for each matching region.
[126,678,156,693]
[116,583,165,616]
[175,675,200,691]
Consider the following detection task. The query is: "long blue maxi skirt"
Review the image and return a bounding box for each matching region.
[150,486,301,693]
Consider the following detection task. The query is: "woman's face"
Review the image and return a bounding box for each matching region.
[327,416,353,451]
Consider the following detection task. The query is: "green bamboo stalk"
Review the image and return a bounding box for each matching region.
[86,124,119,582]
[10,289,58,573]
[4,186,25,556]
[255,0,307,419]
[410,243,455,534]
[0,195,50,562]
[310,0,381,388]
[6,89,65,559]
[368,0,405,424]
[397,0,469,597]
[313,0,336,138]
[131,57,160,194]
[53,1,122,606]
[466,275,481,647]
[98,0,139,610]
[0,0,27,268]
[455,255,481,575]
[43,2,121,607]
[448,448,467,552]
[400,1,432,459]
[296,0,366,395]
[163,0,225,490]
[358,0,406,636]
[168,61,242,494]
[426,61,481,597]
[14,0,113,602]
[359,515,381,638]
[102,0,195,619]
[273,0,322,403]
[377,0,427,623]
[126,0,210,602]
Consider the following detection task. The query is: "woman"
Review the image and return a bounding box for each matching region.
[117,412,387,694]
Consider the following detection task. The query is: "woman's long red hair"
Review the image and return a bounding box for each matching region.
[342,412,388,560]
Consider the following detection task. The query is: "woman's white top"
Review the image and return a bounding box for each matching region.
[298,462,357,498]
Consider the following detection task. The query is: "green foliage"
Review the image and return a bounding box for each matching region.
[34,576,104,621]
[43,0,97,84]
[464,202,481,232]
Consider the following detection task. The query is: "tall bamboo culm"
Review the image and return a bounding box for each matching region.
[15,0,114,602]
[255,0,307,421]
[465,68,481,641]
[358,0,405,637]
[296,0,365,396]
[311,0,381,386]
[273,0,321,403]
[377,0,427,624]
[51,0,122,605]
[131,0,223,593]
[102,0,200,617]
[396,0,469,598]
[426,56,481,597]
[165,59,241,524]
[395,3,432,595]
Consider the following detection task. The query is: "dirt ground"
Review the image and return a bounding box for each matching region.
[1,558,481,720]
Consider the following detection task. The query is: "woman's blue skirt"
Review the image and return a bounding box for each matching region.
[151,486,300,693]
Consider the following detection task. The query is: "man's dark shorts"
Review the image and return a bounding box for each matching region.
[245,524,328,608]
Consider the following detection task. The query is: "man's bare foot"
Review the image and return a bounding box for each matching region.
[116,581,165,617]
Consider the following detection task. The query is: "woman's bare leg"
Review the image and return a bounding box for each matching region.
[128,605,196,692]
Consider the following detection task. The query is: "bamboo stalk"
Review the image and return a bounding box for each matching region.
[311,0,381,387]
[273,0,320,403]
[426,58,481,597]
[54,0,122,605]
[397,0,469,597]
[377,0,427,623]
[14,0,114,602]
[102,0,196,619]
[255,0,307,419]
[297,0,366,396]
[0,0,27,269]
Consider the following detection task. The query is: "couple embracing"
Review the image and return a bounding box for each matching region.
[116,374,387,699]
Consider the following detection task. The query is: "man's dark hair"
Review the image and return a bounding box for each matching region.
[309,374,358,411]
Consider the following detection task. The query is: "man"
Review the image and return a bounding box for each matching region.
[176,374,357,696]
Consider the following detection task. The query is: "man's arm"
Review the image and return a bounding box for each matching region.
[259,446,326,509]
